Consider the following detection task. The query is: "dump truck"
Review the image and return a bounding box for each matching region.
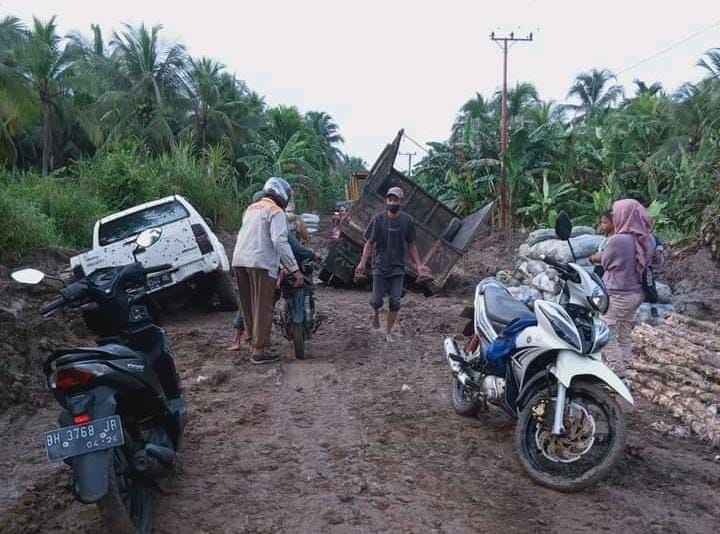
[320,130,494,292]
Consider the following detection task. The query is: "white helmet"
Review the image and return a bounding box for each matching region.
[262,177,292,209]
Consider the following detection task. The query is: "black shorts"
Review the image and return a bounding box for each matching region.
[370,274,404,311]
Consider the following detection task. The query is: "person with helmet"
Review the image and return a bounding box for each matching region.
[231,178,304,364]
[354,186,431,341]
[286,202,310,243]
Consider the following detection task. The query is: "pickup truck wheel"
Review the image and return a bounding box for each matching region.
[210,271,238,311]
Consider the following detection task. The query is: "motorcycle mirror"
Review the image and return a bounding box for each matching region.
[555,211,572,241]
[135,228,162,250]
[11,268,46,285]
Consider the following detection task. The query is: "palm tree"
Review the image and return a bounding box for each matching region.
[673,82,718,151]
[17,16,77,174]
[0,16,34,167]
[633,79,664,97]
[184,57,250,150]
[502,82,540,119]
[264,105,304,147]
[451,92,494,143]
[238,131,320,208]
[65,24,120,149]
[103,23,187,152]
[304,110,344,167]
[566,68,623,121]
[697,49,720,79]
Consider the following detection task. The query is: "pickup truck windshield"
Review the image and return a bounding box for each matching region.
[98,200,189,246]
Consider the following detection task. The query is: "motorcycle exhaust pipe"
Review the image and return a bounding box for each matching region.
[133,444,176,475]
[444,338,471,386]
[146,444,176,466]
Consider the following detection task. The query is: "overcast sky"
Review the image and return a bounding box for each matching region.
[3,0,720,167]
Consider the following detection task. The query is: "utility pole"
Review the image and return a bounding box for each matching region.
[400,151,416,178]
[490,30,533,230]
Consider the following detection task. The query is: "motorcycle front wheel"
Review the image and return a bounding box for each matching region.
[97,448,154,534]
[292,322,305,360]
[514,380,627,492]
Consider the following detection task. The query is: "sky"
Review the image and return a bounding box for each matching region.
[3,0,720,168]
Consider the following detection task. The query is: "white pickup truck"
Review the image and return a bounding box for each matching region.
[70,195,237,311]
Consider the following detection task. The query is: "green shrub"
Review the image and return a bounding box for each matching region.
[0,192,58,261]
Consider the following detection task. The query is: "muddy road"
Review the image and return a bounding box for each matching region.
[1,280,720,533]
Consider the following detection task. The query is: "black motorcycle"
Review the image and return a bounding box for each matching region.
[12,229,187,534]
[275,260,321,360]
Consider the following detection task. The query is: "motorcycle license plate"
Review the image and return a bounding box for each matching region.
[147,272,172,291]
[43,415,124,461]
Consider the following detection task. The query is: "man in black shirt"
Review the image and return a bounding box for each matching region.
[355,186,430,341]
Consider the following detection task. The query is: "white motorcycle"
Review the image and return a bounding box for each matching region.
[444,211,633,492]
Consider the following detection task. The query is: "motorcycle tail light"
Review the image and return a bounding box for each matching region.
[73,413,91,424]
[191,224,214,254]
[50,363,109,390]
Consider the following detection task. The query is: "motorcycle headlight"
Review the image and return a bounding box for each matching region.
[587,285,609,314]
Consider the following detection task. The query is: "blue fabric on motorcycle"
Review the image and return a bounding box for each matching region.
[485,317,538,376]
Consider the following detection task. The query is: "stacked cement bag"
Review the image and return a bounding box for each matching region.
[518,226,600,265]
[501,225,674,316]
[301,213,320,235]
[503,226,600,306]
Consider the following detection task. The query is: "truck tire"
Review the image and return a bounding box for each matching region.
[210,271,238,311]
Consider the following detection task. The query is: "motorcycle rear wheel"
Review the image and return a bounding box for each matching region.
[97,449,154,534]
[292,323,305,360]
[451,377,482,416]
[514,381,627,492]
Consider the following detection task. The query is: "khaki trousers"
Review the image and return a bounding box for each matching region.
[235,267,276,351]
[602,291,644,374]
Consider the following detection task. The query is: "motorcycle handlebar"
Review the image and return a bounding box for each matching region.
[542,255,567,271]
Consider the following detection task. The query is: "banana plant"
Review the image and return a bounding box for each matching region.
[518,170,577,227]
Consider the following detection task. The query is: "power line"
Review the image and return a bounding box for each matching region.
[401,132,430,154]
[616,19,720,76]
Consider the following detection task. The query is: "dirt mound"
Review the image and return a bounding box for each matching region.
[1,247,90,413]
[445,228,526,293]
[663,246,720,320]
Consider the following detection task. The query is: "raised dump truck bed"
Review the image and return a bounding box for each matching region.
[320,130,493,291]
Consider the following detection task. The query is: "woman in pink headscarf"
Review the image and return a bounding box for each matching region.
[600,198,655,374]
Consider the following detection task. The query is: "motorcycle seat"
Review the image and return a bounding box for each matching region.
[483,284,534,328]
[46,344,146,374]
[52,343,145,360]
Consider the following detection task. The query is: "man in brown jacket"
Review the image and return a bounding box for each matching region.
[232,177,303,364]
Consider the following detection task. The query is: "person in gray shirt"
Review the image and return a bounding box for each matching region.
[355,186,430,341]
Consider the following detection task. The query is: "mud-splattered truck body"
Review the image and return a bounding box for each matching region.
[320,130,493,291]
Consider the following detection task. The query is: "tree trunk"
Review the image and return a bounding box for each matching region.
[41,103,50,176]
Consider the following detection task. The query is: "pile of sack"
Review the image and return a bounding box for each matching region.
[497,226,673,322]
[300,213,320,235]
[498,226,601,305]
